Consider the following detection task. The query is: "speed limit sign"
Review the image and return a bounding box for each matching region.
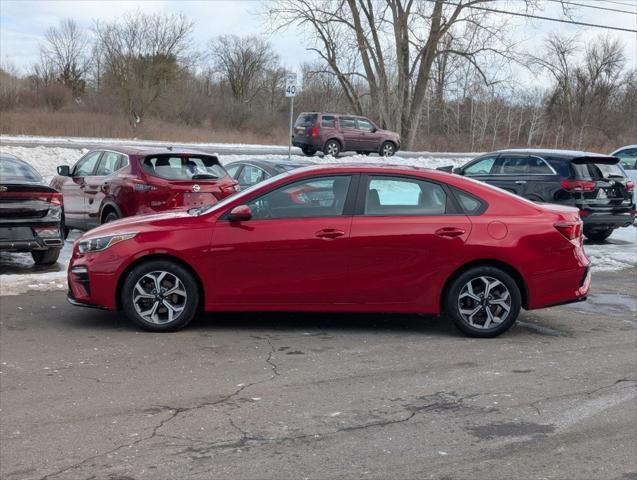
[285,73,297,97]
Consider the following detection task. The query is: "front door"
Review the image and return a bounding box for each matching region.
[348,175,471,311]
[62,151,102,230]
[209,175,357,306]
[338,117,360,151]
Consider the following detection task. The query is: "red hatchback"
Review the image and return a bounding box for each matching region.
[67,164,590,337]
[50,147,238,235]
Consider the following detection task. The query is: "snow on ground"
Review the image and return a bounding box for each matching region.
[0,142,635,296]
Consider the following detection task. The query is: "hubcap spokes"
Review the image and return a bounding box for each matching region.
[133,271,187,324]
[382,144,393,156]
[458,276,511,329]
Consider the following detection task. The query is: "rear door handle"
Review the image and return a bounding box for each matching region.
[315,228,345,239]
[435,227,466,238]
[515,180,527,185]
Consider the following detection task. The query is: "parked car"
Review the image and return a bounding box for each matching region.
[50,147,238,235]
[611,145,637,203]
[67,164,590,338]
[291,112,401,157]
[438,149,635,242]
[225,159,315,190]
[0,153,64,265]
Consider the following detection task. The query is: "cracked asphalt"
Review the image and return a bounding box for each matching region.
[1,269,636,480]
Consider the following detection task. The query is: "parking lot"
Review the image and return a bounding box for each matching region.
[1,264,636,479]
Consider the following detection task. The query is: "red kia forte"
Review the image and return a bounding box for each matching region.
[67,164,590,337]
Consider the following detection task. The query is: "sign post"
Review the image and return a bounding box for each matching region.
[285,73,297,159]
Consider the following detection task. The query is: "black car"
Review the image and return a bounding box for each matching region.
[0,154,64,265]
[224,159,315,190]
[438,149,635,242]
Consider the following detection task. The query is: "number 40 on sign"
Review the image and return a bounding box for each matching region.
[285,74,297,97]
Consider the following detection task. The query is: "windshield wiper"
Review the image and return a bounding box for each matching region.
[192,174,218,180]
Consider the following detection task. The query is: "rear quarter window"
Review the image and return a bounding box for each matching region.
[295,114,317,127]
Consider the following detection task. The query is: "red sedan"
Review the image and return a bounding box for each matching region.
[67,164,590,337]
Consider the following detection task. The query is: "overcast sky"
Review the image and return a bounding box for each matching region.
[1,0,635,85]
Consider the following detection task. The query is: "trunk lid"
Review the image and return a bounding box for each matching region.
[0,183,61,220]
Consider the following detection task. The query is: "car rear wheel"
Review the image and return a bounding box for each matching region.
[324,139,341,157]
[301,146,315,157]
[445,266,521,338]
[583,227,614,242]
[32,248,61,266]
[122,260,200,332]
[380,141,396,157]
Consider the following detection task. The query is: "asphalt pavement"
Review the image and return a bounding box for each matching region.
[1,268,636,480]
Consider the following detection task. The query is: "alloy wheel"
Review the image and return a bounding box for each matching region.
[382,143,395,156]
[132,271,187,324]
[325,142,339,156]
[457,276,511,329]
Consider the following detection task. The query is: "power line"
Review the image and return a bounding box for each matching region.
[598,0,637,7]
[439,2,637,33]
[545,0,636,15]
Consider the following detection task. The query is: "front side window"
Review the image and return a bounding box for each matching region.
[73,151,102,177]
[238,165,266,186]
[247,176,351,220]
[339,117,356,129]
[463,157,496,175]
[142,155,226,181]
[96,152,122,176]
[357,119,375,132]
[365,176,447,215]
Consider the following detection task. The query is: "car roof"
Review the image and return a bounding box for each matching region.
[490,148,617,160]
[284,163,446,177]
[86,146,218,157]
[611,145,637,154]
[226,159,314,168]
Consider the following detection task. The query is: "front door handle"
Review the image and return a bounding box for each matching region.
[435,227,466,238]
[515,180,527,185]
[315,228,345,239]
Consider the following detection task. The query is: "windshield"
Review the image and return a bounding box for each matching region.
[189,172,291,216]
[0,156,43,183]
[142,154,226,181]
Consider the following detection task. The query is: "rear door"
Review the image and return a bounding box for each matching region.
[490,154,559,201]
[348,174,471,310]
[338,116,360,151]
[62,151,102,229]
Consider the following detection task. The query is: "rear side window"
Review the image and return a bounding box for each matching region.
[0,156,42,182]
[321,115,335,128]
[365,176,447,215]
[142,155,226,181]
[340,117,356,129]
[295,114,317,127]
[571,160,626,180]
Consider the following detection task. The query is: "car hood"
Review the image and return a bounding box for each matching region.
[79,210,192,239]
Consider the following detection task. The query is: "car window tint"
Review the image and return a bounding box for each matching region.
[294,114,317,127]
[143,155,226,180]
[321,115,335,128]
[96,152,121,176]
[357,119,374,132]
[499,156,530,174]
[226,164,241,178]
[527,157,554,174]
[0,157,42,182]
[74,152,102,177]
[238,165,266,186]
[118,155,129,169]
[572,161,625,180]
[463,157,496,175]
[453,188,484,215]
[248,176,351,219]
[340,117,356,129]
[615,149,637,169]
[365,177,447,215]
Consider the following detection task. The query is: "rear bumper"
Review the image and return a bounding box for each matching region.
[292,138,321,150]
[581,211,635,228]
[527,265,591,310]
[0,225,63,252]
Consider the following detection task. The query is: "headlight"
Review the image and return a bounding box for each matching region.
[78,233,137,253]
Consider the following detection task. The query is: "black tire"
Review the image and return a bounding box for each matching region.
[63,226,70,239]
[380,141,396,157]
[32,248,61,266]
[103,210,120,224]
[122,260,200,332]
[324,139,341,157]
[583,227,614,242]
[301,146,315,157]
[445,266,521,338]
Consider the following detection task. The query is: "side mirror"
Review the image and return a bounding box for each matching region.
[57,165,71,176]
[452,167,462,175]
[228,205,252,222]
[436,165,454,173]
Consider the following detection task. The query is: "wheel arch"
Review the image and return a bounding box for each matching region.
[324,137,343,151]
[115,254,205,311]
[440,259,529,310]
[100,201,123,223]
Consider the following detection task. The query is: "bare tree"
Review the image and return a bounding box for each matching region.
[40,19,87,96]
[94,12,194,127]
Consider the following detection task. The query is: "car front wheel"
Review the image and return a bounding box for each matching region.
[122,260,200,332]
[583,227,614,242]
[380,141,396,157]
[445,266,521,338]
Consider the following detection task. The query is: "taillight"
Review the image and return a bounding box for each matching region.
[626,180,635,193]
[0,191,63,204]
[221,183,240,194]
[309,127,318,137]
[554,221,582,241]
[579,209,590,218]
[49,192,63,205]
[560,179,596,192]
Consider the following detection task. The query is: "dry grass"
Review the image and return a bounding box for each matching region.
[0,111,288,145]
